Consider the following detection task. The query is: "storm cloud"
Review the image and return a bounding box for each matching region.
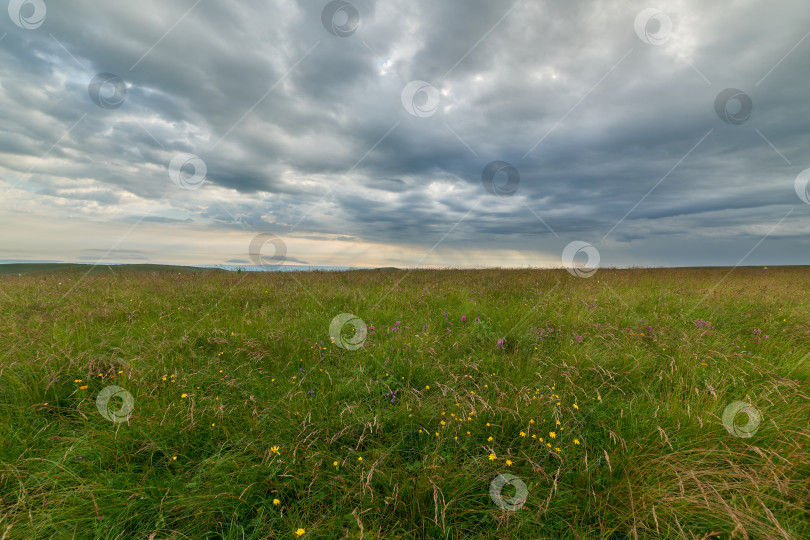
[1,0,808,267]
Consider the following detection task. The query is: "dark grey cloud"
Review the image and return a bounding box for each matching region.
[1,0,809,267]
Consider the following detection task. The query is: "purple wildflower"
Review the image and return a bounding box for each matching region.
[576,335,583,343]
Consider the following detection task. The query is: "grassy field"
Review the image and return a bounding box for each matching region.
[0,266,808,539]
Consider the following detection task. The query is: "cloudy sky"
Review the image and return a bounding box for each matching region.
[1,0,809,269]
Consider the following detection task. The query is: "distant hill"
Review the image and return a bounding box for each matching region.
[0,263,403,275]
[0,263,224,275]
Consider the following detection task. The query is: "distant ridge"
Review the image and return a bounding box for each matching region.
[0,262,388,275]
[0,262,801,276]
[0,263,224,275]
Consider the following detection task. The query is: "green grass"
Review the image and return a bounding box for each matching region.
[0,266,808,539]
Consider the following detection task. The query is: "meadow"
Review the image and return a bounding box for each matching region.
[0,266,808,539]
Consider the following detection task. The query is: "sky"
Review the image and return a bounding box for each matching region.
[1,0,809,269]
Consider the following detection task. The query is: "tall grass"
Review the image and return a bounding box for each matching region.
[0,267,808,538]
